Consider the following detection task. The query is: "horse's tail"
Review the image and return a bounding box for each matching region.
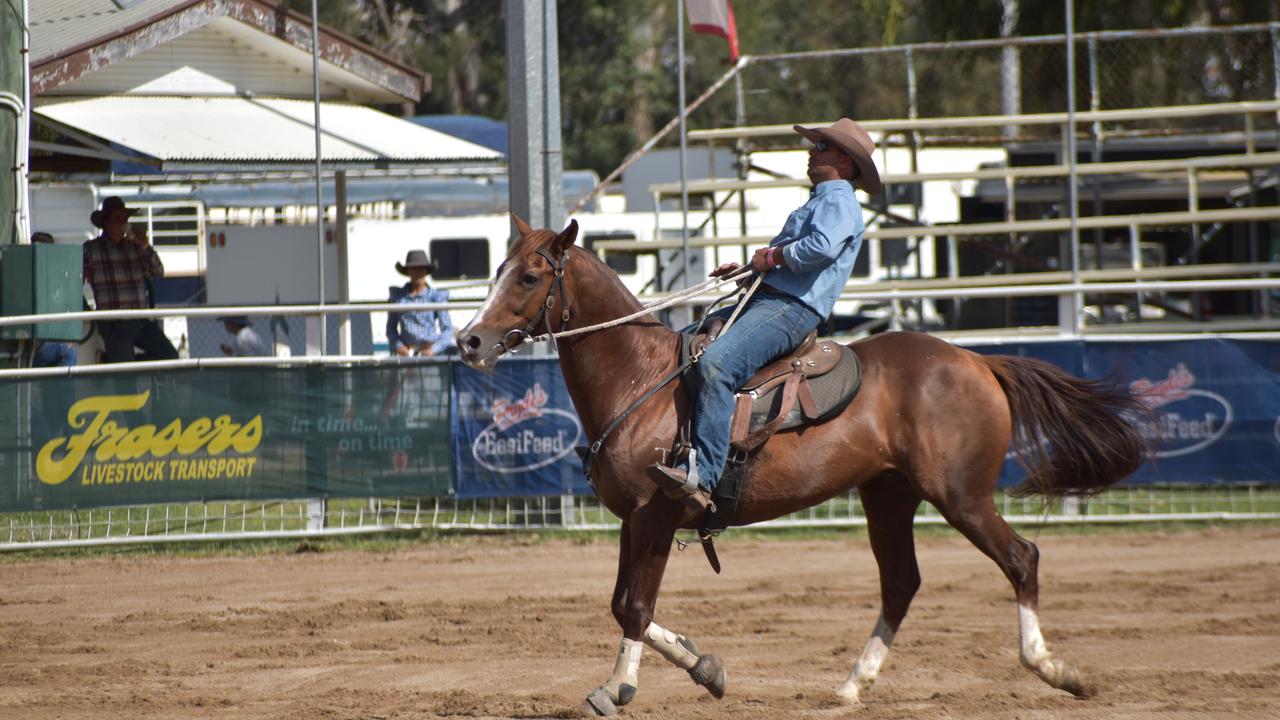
[982,354,1149,498]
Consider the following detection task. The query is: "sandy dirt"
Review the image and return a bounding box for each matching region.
[1,526,1278,720]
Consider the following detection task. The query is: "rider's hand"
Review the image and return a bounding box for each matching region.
[395,345,411,356]
[709,262,741,278]
[751,246,781,272]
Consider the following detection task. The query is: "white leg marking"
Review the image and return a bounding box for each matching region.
[1018,603,1086,694]
[836,614,896,703]
[1018,604,1051,667]
[643,621,699,670]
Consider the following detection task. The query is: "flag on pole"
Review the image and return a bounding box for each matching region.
[684,0,740,62]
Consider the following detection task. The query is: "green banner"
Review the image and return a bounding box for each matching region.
[0,365,453,512]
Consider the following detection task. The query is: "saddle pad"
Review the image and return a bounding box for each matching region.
[741,344,861,434]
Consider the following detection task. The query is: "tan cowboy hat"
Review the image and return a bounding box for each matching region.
[396,249,436,275]
[89,196,141,229]
[793,118,882,195]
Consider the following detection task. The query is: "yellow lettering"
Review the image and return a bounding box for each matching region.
[152,420,182,456]
[231,416,263,453]
[177,418,213,455]
[36,392,150,485]
[115,424,157,461]
[205,416,240,454]
[36,392,263,486]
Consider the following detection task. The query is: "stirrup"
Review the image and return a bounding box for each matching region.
[648,463,698,498]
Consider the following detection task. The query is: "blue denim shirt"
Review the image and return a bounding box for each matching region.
[387,284,454,354]
[765,179,864,318]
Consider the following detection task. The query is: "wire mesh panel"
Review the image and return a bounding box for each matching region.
[2,484,1277,549]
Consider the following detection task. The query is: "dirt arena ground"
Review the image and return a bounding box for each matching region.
[2,525,1278,720]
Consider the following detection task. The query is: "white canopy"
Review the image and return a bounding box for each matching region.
[35,96,504,168]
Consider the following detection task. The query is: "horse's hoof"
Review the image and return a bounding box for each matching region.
[835,681,863,705]
[689,653,726,699]
[1027,657,1096,699]
[584,687,620,716]
[1056,665,1095,698]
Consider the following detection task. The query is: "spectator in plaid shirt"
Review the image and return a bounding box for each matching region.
[387,250,455,356]
[82,196,178,363]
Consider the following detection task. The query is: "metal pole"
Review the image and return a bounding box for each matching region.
[505,0,564,234]
[541,0,564,231]
[17,0,30,245]
[306,0,327,530]
[734,70,748,267]
[677,0,692,293]
[1272,24,1280,121]
[1088,35,1103,268]
[336,170,350,355]
[1063,0,1082,336]
[309,0,326,355]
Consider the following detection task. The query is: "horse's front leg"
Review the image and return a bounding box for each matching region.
[643,619,725,699]
[614,519,721,697]
[586,509,672,716]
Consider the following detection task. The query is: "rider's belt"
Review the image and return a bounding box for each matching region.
[757,284,793,299]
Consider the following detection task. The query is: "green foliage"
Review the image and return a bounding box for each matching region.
[286,0,1277,177]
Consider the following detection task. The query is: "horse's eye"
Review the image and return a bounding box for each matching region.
[521,273,538,286]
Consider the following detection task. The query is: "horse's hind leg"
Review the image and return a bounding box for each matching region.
[937,493,1094,697]
[837,474,922,704]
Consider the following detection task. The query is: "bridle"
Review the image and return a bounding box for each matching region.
[476,243,763,487]
[496,247,571,355]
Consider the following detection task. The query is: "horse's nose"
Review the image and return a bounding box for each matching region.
[457,333,483,360]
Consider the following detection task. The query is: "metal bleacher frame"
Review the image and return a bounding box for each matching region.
[586,22,1280,340]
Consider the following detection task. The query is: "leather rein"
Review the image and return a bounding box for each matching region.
[492,247,695,488]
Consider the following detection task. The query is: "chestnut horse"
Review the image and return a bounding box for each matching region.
[456,218,1146,716]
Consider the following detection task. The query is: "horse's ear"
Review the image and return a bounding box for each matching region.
[553,219,579,255]
[510,213,534,238]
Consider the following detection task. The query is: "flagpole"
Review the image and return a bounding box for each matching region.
[676,0,692,295]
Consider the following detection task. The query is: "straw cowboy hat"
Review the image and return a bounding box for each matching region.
[396,249,436,275]
[89,196,140,229]
[793,118,882,195]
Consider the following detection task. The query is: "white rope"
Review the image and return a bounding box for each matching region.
[533,266,757,342]
[716,273,765,339]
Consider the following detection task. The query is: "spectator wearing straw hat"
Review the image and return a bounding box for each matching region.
[387,250,454,356]
[82,196,178,363]
[649,117,879,512]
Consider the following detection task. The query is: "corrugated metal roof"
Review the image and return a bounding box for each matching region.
[30,0,192,63]
[30,1,427,101]
[35,96,506,166]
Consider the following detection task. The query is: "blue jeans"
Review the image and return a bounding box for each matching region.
[691,292,821,491]
[32,341,77,368]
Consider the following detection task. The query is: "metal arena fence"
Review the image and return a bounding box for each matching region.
[3,485,1279,551]
[2,303,1280,549]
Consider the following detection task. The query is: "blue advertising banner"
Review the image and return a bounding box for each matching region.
[450,359,591,498]
[447,337,1280,497]
[969,338,1280,484]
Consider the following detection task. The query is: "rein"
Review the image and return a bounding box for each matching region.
[497,250,763,487]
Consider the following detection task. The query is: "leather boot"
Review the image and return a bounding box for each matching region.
[647,464,713,512]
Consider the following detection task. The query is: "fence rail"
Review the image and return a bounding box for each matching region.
[3,484,1278,551]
